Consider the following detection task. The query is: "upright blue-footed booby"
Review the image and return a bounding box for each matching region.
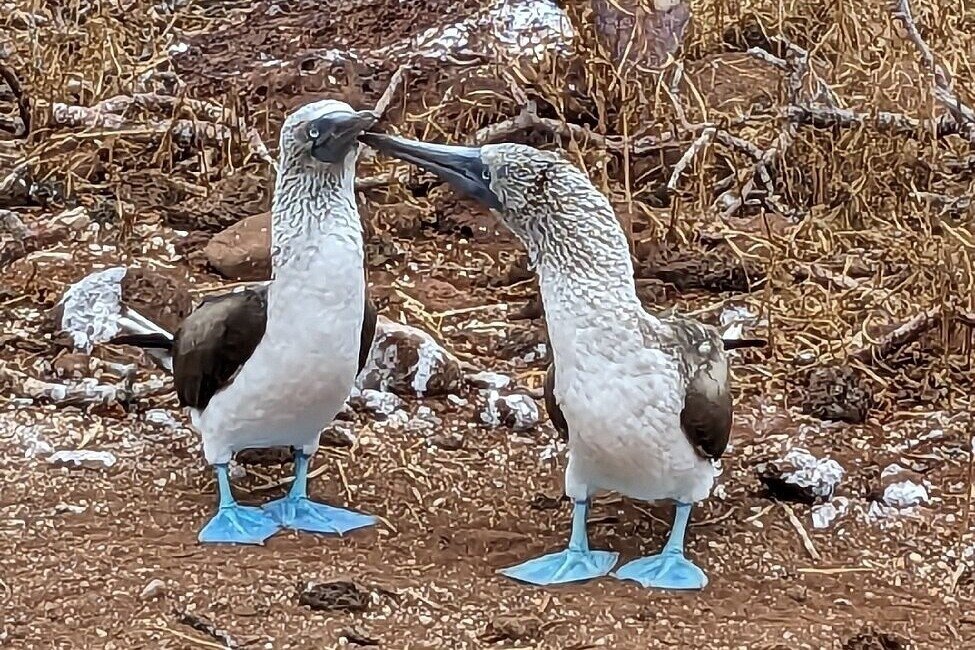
[360,132,741,590]
[112,100,378,545]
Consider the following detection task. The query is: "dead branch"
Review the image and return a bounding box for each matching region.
[472,103,673,154]
[849,307,940,363]
[667,126,715,191]
[766,38,841,108]
[717,38,811,219]
[174,609,241,649]
[890,0,975,129]
[0,159,30,200]
[746,47,788,72]
[788,263,863,291]
[42,101,237,144]
[849,306,975,362]
[785,104,970,140]
[713,130,764,161]
[0,60,30,137]
[354,174,395,191]
[373,64,409,118]
[35,94,274,167]
[913,191,972,214]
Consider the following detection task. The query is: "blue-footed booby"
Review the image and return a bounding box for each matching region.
[112,100,378,545]
[360,132,741,590]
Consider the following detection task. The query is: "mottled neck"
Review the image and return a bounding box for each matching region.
[270,155,360,270]
[535,211,641,320]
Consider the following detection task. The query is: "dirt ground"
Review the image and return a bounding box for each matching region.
[2,217,973,649]
[2,0,975,648]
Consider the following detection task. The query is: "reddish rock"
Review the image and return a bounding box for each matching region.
[204,213,271,281]
[52,353,92,379]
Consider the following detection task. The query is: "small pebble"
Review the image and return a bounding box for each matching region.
[140,579,166,600]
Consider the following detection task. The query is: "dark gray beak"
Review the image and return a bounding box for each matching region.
[358,133,503,211]
[308,110,378,164]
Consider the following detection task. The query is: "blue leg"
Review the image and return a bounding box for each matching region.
[262,451,376,534]
[198,464,281,545]
[612,503,708,590]
[498,500,619,586]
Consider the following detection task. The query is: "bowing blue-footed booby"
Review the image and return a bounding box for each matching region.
[112,100,379,545]
[360,132,747,590]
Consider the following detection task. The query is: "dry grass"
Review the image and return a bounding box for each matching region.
[2,0,973,435]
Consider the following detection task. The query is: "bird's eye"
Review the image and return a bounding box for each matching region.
[482,167,492,181]
[308,126,320,139]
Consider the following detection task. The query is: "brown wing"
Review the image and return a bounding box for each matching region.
[358,292,377,375]
[680,335,732,461]
[171,286,268,410]
[544,362,569,440]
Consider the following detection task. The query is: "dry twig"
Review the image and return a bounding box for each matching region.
[173,609,241,649]
[0,60,29,137]
[667,126,715,191]
[373,64,409,118]
[889,0,975,129]
[782,502,821,561]
[848,307,941,363]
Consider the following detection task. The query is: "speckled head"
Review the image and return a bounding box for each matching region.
[280,99,378,166]
[358,134,621,264]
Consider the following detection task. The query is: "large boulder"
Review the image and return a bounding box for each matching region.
[204,212,271,281]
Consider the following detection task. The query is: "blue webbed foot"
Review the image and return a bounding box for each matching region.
[264,451,376,535]
[198,504,281,545]
[612,502,708,590]
[500,548,619,586]
[263,496,376,535]
[613,549,708,590]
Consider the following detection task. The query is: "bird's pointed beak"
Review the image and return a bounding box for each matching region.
[309,110,379,164]
[358,133,503,211]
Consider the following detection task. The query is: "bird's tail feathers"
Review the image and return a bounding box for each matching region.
[117,307,173,340]
[109,333,174,351]
[722,337,768,350]
[110,308,175,372]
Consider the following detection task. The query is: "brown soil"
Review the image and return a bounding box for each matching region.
[3,207,973,650]
[2,0,975,648]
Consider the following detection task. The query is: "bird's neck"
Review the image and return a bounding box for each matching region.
[534,220,641,320]
[270,158,361,272]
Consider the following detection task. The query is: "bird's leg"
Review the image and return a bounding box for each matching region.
[612,502,708,590]
[498,499,619,586]
[262,449,376,535]
[198,463,281,545]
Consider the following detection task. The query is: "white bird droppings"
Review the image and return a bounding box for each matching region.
[780,447,845,499]
[480,390,540,431]
[811,497,850,529]
[58,266,127,352]
[47,449,118,470]
[882,480,930,508]
[467,371,511,390]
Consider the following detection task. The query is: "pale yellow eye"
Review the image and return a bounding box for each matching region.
[308,126,320,139]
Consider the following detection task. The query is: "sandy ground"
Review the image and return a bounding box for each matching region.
[2,219,973,649]
[2,1,975,648]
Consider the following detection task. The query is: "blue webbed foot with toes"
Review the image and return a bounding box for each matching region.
[613,503,708,590]
[198,464,281,545]
[500,500,617,586]
[263,451,376,535]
